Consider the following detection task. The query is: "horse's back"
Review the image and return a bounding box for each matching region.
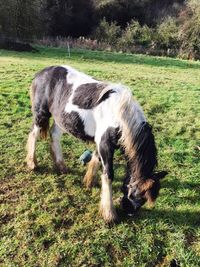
[29,65,131,142]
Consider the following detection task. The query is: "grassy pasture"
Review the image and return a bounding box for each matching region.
[0,47,200,267]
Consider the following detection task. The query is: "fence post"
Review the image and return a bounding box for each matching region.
[67,42,71,58]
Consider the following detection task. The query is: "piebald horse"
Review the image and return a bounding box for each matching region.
[26,66,167,223]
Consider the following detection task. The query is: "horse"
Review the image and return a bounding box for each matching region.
[26,65,167,223]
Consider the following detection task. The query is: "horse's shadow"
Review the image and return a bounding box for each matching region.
[111,163,200,227]
[117,207,200,227]
[33,162,200,227]
[116,178,200,227]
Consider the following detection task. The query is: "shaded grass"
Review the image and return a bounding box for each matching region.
[0,47,200,266]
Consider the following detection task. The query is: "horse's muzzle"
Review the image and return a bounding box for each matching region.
[121,196,145,216]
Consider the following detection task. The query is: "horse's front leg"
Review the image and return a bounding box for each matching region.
[50,122,68,174]
[100,171,117,223]
[98,133,117,223]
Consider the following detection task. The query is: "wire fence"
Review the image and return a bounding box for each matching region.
[0,34,199,60]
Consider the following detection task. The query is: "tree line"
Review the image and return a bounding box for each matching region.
[0,0,199,59]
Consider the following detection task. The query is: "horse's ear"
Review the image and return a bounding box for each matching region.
[140,179,155,192]
[154,171,168,180]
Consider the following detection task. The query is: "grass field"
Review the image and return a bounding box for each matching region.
[0,47,200,267]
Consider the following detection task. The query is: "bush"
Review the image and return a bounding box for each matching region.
[155,17,179,49]
[0,37,37,52]
[117,20,153,52]
[93,18,121,46]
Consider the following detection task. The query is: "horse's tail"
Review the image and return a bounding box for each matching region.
[30,80,51,139]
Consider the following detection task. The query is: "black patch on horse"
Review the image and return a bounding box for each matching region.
[47,66,71,108]
[31,66,73,137]
[33,66,71,108]
[31,67,56,132]
[99,127,120,180]
[72,83,115,109]
[61,111,94,141]
[49,66,68,92]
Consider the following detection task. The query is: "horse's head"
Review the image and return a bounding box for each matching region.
[121,171,168,215]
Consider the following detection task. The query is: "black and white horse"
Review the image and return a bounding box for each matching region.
[26,65,167,223]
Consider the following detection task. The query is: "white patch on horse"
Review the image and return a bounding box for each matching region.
[62,65,100,138]
[94,85,122,144]
[26,125,40,170]
[100,173,117,222]
[65,103,96,137]
[62,65,97,90]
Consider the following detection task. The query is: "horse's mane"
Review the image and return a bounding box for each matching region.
[114,86,157,180]
[130,122,157,179]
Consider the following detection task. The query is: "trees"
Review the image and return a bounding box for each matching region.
[0,0,43,39]
[0,0,95,39]
[156,17,179,50]
[94,0,184,27]
[0,0,186,40]
[42,0,95,37]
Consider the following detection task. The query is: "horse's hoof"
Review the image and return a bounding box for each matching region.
[27,161,37,171]
[83,174,92,188]
[55,162,68,174]
[59,167,68,174]
[100,207,118,224]
[104,213,118,225]
[26,156,37,171]
[83,178,93,189]
[83,174,99,189]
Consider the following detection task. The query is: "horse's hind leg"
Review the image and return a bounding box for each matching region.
[83,151,101,188]
[50,122,68,174]
[26,124,40,170]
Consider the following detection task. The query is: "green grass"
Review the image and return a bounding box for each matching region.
[0,46,200,267]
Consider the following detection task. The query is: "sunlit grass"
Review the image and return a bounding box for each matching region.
[0,47,200,266]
